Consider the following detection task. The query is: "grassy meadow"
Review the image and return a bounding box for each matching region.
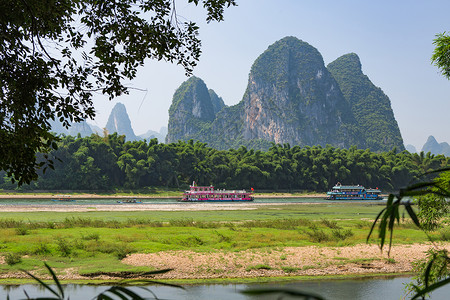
[0,203,444,282]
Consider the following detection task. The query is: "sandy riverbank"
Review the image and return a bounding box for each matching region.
[121,243,448,280]
[0,202,325,212]
[1,243,446,281]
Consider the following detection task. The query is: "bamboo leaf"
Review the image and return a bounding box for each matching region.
[104,286,145,300]
[44,263,65,299]
[404,202,421,228]
[21,269,61,299]
[242,287,325,300]
[412,277,450,299]
[366,207,386,243]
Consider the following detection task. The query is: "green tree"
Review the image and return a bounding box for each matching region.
[0,0,236,185]
[432,32,450,80]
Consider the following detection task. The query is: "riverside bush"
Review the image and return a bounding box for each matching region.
[5,253,22,265]
[331,229,354,240]
[57,238,72,257]
[321,219,341,229]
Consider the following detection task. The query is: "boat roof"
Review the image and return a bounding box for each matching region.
[332,185,365,189]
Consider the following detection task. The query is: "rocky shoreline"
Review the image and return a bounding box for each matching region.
[1,243,447,282]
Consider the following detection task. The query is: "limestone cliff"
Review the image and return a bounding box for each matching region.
[166,37,405,151]
[240,37,364,148]
[166,76,218,143]
[327,53,404,151]
[105,103,138,141]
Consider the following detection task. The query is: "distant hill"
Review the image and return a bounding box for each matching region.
[51,102,166,142]
[422,136,450,156]
[105,103,139,141]
[167,36,403,151]
[405,144,417,153]
[139,126,167,142]
[49,119,93,137]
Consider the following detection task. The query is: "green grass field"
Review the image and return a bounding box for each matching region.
[0,203,441,281]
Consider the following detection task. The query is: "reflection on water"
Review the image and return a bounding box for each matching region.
[2,277,449,299]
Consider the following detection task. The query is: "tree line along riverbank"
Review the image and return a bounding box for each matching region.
[1,134,448,193]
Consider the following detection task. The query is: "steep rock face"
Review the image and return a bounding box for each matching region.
[241,37,364,148]
[209,89,226,114]
[166,36,405,151]
[422,136,450,156]
[327,53,404,152]
[166,77,217,143]
[105,103,138,141]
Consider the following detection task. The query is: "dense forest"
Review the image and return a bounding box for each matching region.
[1,134,448,192]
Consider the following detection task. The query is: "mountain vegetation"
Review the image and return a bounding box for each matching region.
[167,37,403,152]
[2,135,447,192]
[327,53,404,152]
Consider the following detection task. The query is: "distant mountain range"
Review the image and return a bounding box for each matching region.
[405,144,417,153]
[53,36,439,153]
[421,136,450,156]
[166,36,404,152]
[50,103,167,142]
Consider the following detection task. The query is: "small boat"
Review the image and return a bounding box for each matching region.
[179,182,254,202]
[325,183,383,200]
[52,195,75,202]
[116,198,142,204]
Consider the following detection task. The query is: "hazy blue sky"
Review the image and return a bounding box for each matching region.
[90,0,450,151]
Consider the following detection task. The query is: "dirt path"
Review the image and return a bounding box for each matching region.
[0,202,328,212]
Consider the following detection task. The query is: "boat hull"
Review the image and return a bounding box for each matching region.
[325,196,384,201]
[178,198,254,202]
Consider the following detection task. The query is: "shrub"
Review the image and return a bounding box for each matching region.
[281,266,298,273]
[115,244,135,260]
[81,232,100,241]
[242,219,312,230]
[214,231,231,242]
[439,226,450,241]
[246,264,272,271]
[47,222,56,229]
[5,253,22,265]
[33,243,51,255]
[57,238,72,257]
[331,229,354,240]
[169,219,195,227]
[15,227,28,235]
[321,219,341,229]
[304,228,331,242]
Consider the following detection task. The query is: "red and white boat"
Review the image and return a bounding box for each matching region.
[179,182,254,202]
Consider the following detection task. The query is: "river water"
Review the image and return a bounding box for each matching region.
[1,276,449,299]
[0,197,387,205]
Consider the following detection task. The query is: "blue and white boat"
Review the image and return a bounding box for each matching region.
[325,183,383,200]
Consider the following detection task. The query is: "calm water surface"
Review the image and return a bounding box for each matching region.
[0,197,386,205]
[1,277,449,299]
